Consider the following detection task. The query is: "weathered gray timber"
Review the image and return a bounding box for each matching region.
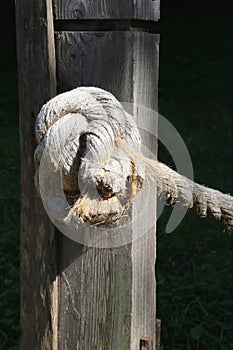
[53,0,160,21]
[15,0,58,349]
[55,31,159,349]
[55,31,159,97]
[16,0,160,348]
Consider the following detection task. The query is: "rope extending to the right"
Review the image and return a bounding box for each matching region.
[35,86,233,230]
[117,138,233,229]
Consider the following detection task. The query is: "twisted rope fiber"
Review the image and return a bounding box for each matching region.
[35,87,143,226]
[35,87,233,229]
[117,138,233,229]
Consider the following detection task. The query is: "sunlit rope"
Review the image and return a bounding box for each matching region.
[34,86,233,229]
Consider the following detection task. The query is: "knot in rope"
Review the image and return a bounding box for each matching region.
[34,87,143,225]
[35,86,233,230]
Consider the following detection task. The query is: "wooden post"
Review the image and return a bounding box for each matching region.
[16,0,160,348]
[15,1,58,349]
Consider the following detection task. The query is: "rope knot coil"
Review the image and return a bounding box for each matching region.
[35,86,233,230]
[34,87,144,226]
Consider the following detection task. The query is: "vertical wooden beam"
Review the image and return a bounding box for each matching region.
[16,0,160,348]
[131,33,158,348]
[15,0,58,349]
[54,5,159,349]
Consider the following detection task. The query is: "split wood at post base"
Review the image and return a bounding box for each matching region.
[15,0,160,348]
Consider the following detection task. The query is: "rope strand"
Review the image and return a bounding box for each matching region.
[117,138,233,229]
[35,86,233,229]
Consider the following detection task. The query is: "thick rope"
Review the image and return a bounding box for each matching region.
[35,87,143,225]
[35,86,233,229]
[117,138,233,229]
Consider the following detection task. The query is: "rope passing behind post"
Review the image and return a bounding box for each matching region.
[34,86,233,230]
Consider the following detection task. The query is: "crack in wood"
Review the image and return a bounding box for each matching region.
[61,272,81,320]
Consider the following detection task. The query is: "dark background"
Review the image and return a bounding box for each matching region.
[2,0,233,48]
[1,1,233,349]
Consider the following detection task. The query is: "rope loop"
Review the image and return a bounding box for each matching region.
[35,86,233,230]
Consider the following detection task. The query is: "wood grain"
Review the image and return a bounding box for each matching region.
[53,0,160,21]
[58,237,133,349]
[16,0,159,347]
[55,31,159,349]
[15,0,58,348]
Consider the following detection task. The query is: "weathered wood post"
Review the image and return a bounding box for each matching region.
[16,0,160,348]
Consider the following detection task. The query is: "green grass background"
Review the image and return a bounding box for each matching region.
[0,12,233,350]
[156,16,233,350]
